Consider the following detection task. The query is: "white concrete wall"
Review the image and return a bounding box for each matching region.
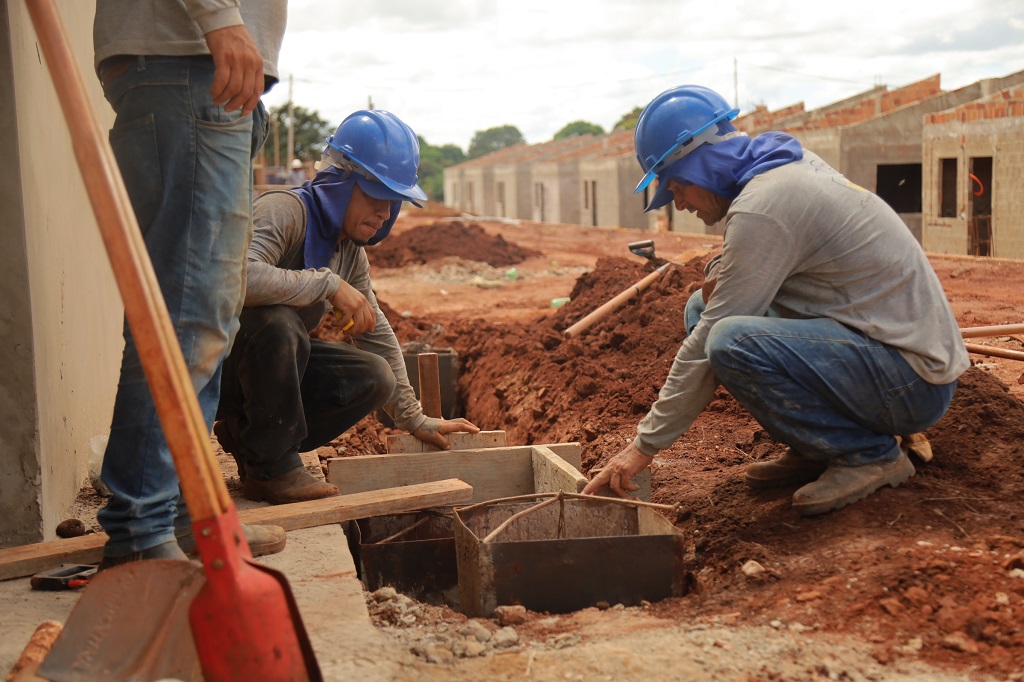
[4,0,122,544]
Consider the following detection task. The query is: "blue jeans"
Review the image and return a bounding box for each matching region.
[98,56,268,555]
[686,292,956,466]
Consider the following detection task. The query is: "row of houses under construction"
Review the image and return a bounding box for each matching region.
[442,70,1024,259]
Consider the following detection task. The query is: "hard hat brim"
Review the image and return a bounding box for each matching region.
[643,179,674,213]
[356,176,425,208]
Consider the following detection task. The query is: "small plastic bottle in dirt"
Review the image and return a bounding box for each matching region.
[550,297,571,308]
[506,267,518,280]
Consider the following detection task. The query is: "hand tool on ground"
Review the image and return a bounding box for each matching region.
[25,2,320,679]
[563,242,711,339]
[29,564,97,591]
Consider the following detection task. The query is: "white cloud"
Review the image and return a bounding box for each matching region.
[263,0,1024,151]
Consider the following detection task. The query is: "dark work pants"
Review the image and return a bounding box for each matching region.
[217,305,396,480]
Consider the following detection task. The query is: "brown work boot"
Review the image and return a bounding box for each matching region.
[177,523,287,558]
[744,449,828,489]
[791,450,915,516]
[242,466,340,505]
[213,419,247,483]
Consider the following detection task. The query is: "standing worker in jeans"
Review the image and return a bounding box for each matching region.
[583,84,969,515]
[94,0,289,567]
[215,110,480,504]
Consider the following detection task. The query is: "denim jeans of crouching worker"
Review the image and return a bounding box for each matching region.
[684,290,956,466]
[98,56,269,556]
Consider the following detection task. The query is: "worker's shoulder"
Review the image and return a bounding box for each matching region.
[255,189,306,218]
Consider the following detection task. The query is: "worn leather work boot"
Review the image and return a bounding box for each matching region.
[744,449,828,489]
[792,450,915,516]
[241,466,341,505]
[98,539,189,571]
[176,523,287,558]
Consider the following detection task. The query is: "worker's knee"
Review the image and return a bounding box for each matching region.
[705,317,761,369]
[364,354,397,408]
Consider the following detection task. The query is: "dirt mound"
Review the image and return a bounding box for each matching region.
[376,254,1024,680]
[367,220,541,269]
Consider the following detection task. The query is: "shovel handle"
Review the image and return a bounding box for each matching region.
[960,323,1024,339]
[563,264,669,339]
[26,0,229,520]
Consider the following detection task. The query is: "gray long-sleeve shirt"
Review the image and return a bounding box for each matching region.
[93,0,287,83]
[635,151,969,455]
[246,190,426,433]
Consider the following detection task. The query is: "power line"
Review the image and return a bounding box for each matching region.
[739,61,875,86]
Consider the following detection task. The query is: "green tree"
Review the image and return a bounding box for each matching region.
[612,106,644,132]
[418,137,466,202]
[267,104,334,166]
[553,120,604,140]
[467,125,524,160]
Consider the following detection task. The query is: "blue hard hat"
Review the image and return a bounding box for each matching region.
[633,85,740,211]
[322,110,428,206]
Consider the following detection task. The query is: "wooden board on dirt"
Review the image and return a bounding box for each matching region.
[327,443,583,504]
[385,430,508,454]
[0,479,472,582]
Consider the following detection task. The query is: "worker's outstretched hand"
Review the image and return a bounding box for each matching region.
[582,442,654,497]
[412,417,481,450]
[330,281,376,335]
[205,25,264,115]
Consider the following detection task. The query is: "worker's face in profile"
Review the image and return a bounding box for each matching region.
[665,180,730,226]
[342,184,392,246]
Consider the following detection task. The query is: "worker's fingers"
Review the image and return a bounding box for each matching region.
[437,418,481,435]
[205,26,264,112]
[581,468,611,495]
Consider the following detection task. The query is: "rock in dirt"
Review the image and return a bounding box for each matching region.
[55,519,85,538]
[942,631,980,654]
[493,604,527,626]
[491,627,519,648]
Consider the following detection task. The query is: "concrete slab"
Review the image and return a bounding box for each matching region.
[0,524,416,681]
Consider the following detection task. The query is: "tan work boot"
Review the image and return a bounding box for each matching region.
[792,450,915,516]
[177,523,287,558]
[744,449,828,489]
[242,466,340,505]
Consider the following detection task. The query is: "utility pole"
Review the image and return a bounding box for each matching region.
[368,95,374,111]
[287,74,295,163]
[733,57,739,109]
[272,118,280,168]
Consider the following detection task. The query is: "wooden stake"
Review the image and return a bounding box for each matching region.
[417,352,443,418]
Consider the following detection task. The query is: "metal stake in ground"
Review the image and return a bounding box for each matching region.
[418,352,443,418]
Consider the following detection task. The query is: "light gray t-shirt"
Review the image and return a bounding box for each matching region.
[245,190,426,433]
[93,0,287,83]
[635,151,969,455]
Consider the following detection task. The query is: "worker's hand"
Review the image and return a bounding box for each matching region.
[204,25,264,115]
[412,417,481,450]
[330,281,376,335]
[581,442,654,497]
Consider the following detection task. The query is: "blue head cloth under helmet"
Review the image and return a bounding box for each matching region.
[633,85,803,212]
[291,110,428,268]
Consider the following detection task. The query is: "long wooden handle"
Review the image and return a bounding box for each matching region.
[964,343,1024,362]
[961,323,1024,339]
[26,0,227,520]
[563,263,669,339]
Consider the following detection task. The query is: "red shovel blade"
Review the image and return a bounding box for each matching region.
[189,509,321,682]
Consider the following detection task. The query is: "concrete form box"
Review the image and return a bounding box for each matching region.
[455,494,689,617]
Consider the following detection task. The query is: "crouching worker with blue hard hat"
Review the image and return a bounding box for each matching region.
[215,110,480,503]
[583,85,968,515]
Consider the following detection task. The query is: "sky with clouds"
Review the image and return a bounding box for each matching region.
[262,0,1024,152]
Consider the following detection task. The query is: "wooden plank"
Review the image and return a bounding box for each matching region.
[0,479,472,582]
[543,442,582,470]
[532,446,587,494]
[384,430,508,453]
[328,448,534,503]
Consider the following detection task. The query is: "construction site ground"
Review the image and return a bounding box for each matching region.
[5,205,1024,681]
